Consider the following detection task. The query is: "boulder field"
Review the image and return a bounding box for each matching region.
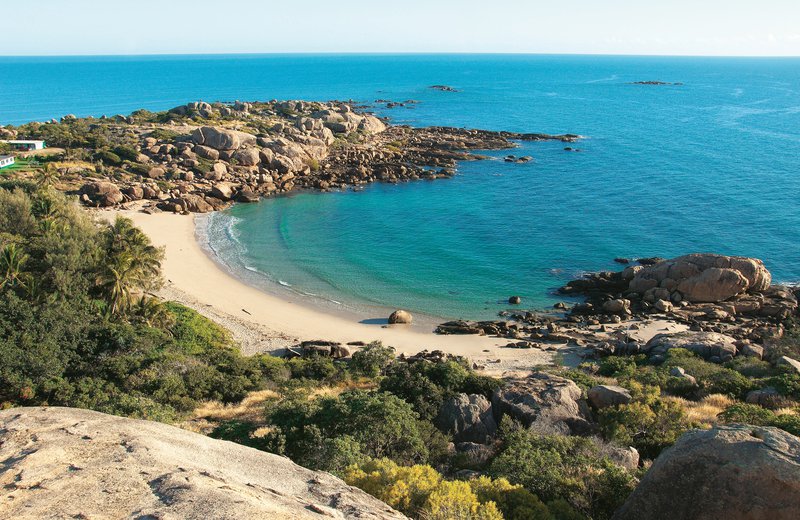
[74,99,578,211]
[0,407,406,519]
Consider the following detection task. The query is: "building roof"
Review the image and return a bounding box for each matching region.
[0,140,45,144]
[0,155,14,159]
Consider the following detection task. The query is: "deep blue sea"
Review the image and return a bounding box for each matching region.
[2,54,799,320]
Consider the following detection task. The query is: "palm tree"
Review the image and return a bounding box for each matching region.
[31,196,59,232]
[98,217,163,316]
[36,163,59,188]
[133,296,175,329]
[0,243,28,290]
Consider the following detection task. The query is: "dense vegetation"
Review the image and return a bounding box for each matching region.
[0,185,279,421]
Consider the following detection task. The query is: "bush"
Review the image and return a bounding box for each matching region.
[598,382,691,459]
[718,403,775,424]
[718,403,800,436]
[765,372,800,399]
[645,349,757,399]
[489,427,635,519]
[94,149,122,166]
[147,128,180,141]
[344,459,556,520]
[209,420,270,450]
[113,145,139,162]
[349,342,395,377]
[771,414,800,436]
[379,359,500,420]
[470,476,552,520]
[598,356,638,378]
[265,389,431,471]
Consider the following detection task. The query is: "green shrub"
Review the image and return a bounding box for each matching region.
[147,128,180,141]
[287,356,340,381]
[771,414,800,436]
[598,382,691,459]
[598,356,638,377]
[379,359,493,420]
[94,149,122,166]
[718,403,776,424]
[265,390,432,471]
[489,426,635,519]
[765,372,800,399]
[658,350,756,399]
[349,342,395,377]
[113,145,139,162]
[210,420,270,450]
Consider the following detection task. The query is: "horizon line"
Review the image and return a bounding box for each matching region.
[2,51,800,59]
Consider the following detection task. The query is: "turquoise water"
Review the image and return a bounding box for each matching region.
[3,55,800,320]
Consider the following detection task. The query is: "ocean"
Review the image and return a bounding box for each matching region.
[2,54,799,320]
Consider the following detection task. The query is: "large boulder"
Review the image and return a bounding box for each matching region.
[613,425,800,520]
[195,144,220,161]
[588,385,632,409]
[435,394,497,444]
[234,147,261,166]
[629,254,771,303]
[491,372,593,435]
[777,356,800,375]
[358,115,387,134]
[192,126,257,151]
[210,182,236,201]
[178,194,214,213]
[644,331,739,361]
[0,407,406,519]
[389,310,413,324]
[81,182,123,207]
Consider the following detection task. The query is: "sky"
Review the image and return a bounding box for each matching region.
[3,0,800,56]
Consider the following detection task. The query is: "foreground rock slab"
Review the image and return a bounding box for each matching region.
[613,424,800,520]
[0,407,406,520]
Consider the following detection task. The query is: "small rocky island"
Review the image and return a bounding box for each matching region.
[1,100,578,213]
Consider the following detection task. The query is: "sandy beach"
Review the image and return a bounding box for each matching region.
[111,208,564,371]
[105,207,690,372]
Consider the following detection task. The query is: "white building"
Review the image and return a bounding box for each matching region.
[0,155,15,169]
[0,140,46,151]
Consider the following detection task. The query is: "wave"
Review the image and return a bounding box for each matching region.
[586,74,619,84]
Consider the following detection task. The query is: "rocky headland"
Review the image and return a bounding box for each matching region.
[3,100,577,213]
[434,253,799,371]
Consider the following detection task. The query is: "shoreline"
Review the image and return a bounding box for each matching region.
[194,210,463,332]
[111,207,562,372]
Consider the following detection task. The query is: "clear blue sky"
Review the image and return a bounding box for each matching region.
[4,0,800,56]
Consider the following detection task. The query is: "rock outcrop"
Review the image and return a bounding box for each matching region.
[81,181,123,207]
[0,407,406,519]
[491,372,593,435]
[644,331,740,362]
[435,393,497,444]
[192,126,257,151]
[613,425,800,520]
[629,254,771,303]
[587,385,632,409]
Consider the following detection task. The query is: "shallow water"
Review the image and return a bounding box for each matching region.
[3,54,799,320]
